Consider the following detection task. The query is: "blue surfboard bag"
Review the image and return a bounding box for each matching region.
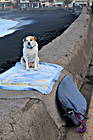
[57,75,87,127]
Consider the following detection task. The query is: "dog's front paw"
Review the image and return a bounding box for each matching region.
[34,68,38,71]
[26,67,30,71]
[34,66,39,71]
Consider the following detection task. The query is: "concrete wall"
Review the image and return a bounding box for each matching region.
[0,7,92,140]
[39,7,92,87]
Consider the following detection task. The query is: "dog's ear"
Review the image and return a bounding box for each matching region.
[23,37,26,42]
[33,36,37,41]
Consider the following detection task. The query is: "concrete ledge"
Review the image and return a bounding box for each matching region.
[0,99,58,140]
[0,7,92,140]
[39,7,92,87]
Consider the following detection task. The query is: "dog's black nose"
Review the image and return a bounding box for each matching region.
[28,42,30,45]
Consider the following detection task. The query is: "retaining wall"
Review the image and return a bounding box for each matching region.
[0,7,92,140]
[39,7,92,87]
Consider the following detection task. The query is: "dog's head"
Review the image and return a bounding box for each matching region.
[23,36,38,49]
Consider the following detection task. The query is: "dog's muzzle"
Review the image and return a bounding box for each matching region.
[26,42,33,49]
[28,42,30,45]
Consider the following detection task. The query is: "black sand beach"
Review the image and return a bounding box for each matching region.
[0,8,78,73]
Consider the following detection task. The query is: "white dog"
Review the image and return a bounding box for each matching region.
[20,36,39,70]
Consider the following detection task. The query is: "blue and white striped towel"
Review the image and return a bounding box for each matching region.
[0,62,63,94]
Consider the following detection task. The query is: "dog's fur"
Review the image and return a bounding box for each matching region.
[20,36,39,70]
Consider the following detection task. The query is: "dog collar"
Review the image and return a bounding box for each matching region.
[27,46,33,49]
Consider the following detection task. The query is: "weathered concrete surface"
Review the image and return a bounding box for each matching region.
[0,7,92,140]
[39,7,92,87]
[0,99,59,140]
[83,91,93,140]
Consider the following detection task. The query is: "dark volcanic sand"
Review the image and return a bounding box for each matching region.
[0,8,78,73]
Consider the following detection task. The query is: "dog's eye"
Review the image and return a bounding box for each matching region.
[30,39,32,41]
[23,38,26,42]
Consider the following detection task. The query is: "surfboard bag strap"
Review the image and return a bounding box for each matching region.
[64,108,88,133]
[57,75,88,133]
